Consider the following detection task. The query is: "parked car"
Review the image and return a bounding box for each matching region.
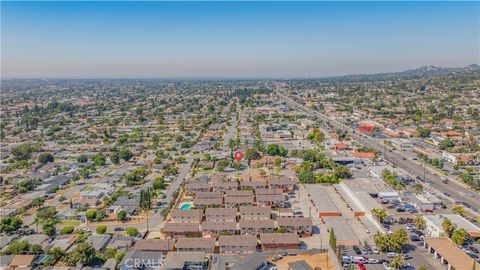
[387,252,398,258]
[423,209,433,213]
[410,234,421,241]
[353,246,362,255]
[342,256,353,264]
[469,246,479,254]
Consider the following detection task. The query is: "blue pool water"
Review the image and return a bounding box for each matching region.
[180,203,192,210]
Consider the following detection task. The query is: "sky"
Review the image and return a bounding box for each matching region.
[1,1,479,78]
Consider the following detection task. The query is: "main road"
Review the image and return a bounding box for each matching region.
[276,89,480,214]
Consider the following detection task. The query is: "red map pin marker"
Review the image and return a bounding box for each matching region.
[234,151,244,161]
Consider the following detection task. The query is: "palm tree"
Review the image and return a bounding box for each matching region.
[390,255,405,270]
[372,208,387,223]
[442,218,457,237]
[452,205,466,216]
[413,215,426,230]
[139,188,152,232]
[413,183,423,194]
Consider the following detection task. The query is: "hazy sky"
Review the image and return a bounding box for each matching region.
[1,1,479,78]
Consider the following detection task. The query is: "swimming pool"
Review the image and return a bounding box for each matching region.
[179,203,193,210]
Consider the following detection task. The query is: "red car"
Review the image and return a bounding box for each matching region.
[357,262,366,270]
[424,209,433,213]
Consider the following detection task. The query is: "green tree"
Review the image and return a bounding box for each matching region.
[266,144,287,157]
[117,210,127,222]
[31,197,45,208]
[42,220,57,237]
[119,148,133,161]
[63,243,102,267]
[413,216,426,230]
[92,153,106,166]
[452,205,466,216]
[390,255,405,270]
[0,217,22,234]
[126,227,139,237]
[413,183,423,194]
[333,165,352,179]
[96,225,107,234]
[48,247,66,261]
[245,148,261,162]
[439,138,454,150]
[77,154,88,163]
[451,228,469,245]
[11,143,37,161]
[329,228,337,252]
[372,208,387,223]
[110,152,120,165]
[442,218,457,237]
[60,226,74,235]
[152,177,166,190]
[139,189,152,232]
[38,152,54,164]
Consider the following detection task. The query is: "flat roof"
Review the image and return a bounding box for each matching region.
[425,214,480,235]
[425,237,479,270]
[322,216,358,243]
[305,184,339,213]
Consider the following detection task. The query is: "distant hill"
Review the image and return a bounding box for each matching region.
[317,64,480,82]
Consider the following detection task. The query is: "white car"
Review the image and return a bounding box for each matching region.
[460,192,466,196]
[383,262,392,270]
[372,247,379,254]
[387,252,398,258]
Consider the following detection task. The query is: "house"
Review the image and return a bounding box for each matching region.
[162,252,208,270]
[8,255,36,269]
[210,252,267,270]
[103,258,117,270]
[71,197,100,209]
[239,181,267,190]
[163,222,200,238]
[255,188,284,196]
[119,250,164,270]
[49,235,76,251]
[133,239,174,253]
[86,235,111,251]
[218,235,258,253]
[276,217,313,236]
[256,194,286,208]
[268,176,296,192]
[260,233,300,251]
[239,219,275,234]
[224,196,254,207]
[205,208,237,222]
[170,209,203,223]
[239,206,271,220]
[195,191,223,199]
[106,235,134,251]
[225,190,254,197]
[185,182,210,195]
[193,198,223,208]
[175,237,216,253]
[109,196,139,215]
[211,181,238,192]
[201,221,237,236]
[20,234,50,249]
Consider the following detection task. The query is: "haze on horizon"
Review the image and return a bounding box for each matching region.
[1,1,479,79]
